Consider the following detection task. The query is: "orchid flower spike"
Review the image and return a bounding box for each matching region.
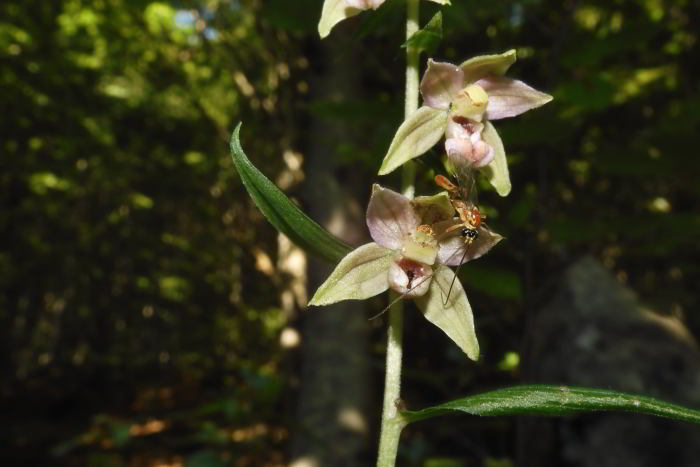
[378,50,553,196]
[318,0,451,39]
[309,184,502,360]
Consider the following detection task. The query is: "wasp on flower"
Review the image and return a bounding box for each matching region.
[309,184,501,360]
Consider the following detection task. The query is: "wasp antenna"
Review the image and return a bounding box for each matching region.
[442,244,471,307]
[368,294,403,321]
[368,308,389,321]
[368,272,434,321]
[443,268,459,306]
[440,289,447,306]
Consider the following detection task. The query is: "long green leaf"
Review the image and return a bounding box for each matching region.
[229,123,351,263]
[401,11,442,56]
[403,384,700,424]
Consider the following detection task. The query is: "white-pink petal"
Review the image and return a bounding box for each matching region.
[435,221,503,266]
[345,0,385,9]
[420,59,464,110]
[476,76,553,120]
[366,184,420,250]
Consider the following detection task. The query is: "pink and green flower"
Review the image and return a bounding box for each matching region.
[309,184,501,360]
[379,50,552,196]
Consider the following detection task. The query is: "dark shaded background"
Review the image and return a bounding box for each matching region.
[2,0,699,465]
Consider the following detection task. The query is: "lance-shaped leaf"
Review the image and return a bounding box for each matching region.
[402,11,442,56]
[480,121,511,196]
[416,265,478,360]
[379,106,446,175]
[230,123,351,263]
[318,0,362,39]
[402,385,700,425]
[309,243,395,305]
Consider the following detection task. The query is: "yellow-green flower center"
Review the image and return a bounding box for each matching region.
[401,225,438,265]
[450,84,488,122]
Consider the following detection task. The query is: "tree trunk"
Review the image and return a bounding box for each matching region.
[289,33,372,467]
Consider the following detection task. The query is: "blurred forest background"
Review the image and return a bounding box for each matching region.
[2,0,699,465]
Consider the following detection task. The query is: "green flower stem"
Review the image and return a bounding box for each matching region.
[376,294,407,467]
[404,0,420,124]
[377,1,420,466]
[401,0,420,199]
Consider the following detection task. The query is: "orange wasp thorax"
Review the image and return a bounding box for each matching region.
[434,175,484,232]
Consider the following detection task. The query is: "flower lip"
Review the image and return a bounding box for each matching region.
[389,257,432,297]
[447,116,484,140]
[445,137,494,168]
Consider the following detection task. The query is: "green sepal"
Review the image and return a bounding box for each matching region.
[379,106,446,175]
[481,121,511,196]
[460,49,517,83]
[416,265,479,360]
[309,243,394,306]
[412,191,454,224]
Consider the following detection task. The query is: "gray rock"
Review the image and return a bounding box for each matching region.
[518,256,700,467]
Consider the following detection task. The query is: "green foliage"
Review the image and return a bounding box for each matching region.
[230,124,351,263]
[3,0,700,465]
[462,265,522,301]
[403,11,442,55]
[1,0,301,463]
[403,385,700,425]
